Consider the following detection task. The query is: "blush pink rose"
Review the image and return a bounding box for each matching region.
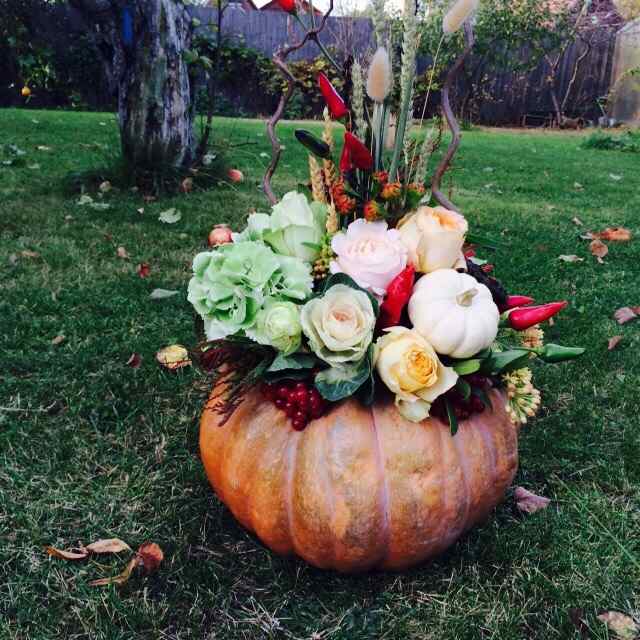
[330,219,408,297]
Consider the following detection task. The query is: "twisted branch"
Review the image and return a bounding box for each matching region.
[431,21,474,213]
[263,1,335,205]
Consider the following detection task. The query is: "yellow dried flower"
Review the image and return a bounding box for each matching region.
[325,201,339,235]
[502,368,541,425]
[521,325,544,350]
[322,108,335,152]
[309,155,326,204]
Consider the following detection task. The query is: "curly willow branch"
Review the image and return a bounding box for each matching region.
[263,0,335,205]
[431,21,475,213]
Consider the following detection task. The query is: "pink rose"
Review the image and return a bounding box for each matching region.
[330,219,408,297]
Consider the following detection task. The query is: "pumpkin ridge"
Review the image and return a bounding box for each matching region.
[369,405,391,567]
[450,424,473,539]
[323,423,339,568]
[284,429,301,557]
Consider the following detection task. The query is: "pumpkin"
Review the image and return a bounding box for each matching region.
[200,387,519,573]
[408,269,499,359]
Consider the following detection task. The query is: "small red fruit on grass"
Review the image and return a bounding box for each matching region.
[227,168,244,183]
[208,224,233,247]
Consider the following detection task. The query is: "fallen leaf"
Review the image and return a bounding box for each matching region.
[583,227,632,242]
[77,194,94,206]
[571,216,584,226]
[137,207,145,215]
[158,208,182,224]
[51,335,65,346]
[608,335,623,351]
[36,145,52,151]
[85,538,131,554]
[609,173,623,181]
[156,345,191,370]
[597,611,639,639]
[137,542,164,574]
[202,153,217,165]
[574,181,584,190]
[180,177,193,193]
[99,181,112,193]
[614,306,640,325]
[45,546,89,560]
[558,254,584,263]
[116,246,129,259]
[597,227,632,242]
[126,353,142,369]
[137,262,151,278]
[90,202,111,211]
[20,250,40,258]
[589,239,608,263]
[28,163,40,170]
[89,556,138,588]
[150,288,179,300]
[514,487,551,514]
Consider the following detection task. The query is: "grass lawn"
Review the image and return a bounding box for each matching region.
[1,108,639,640]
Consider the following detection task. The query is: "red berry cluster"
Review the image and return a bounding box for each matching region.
[433,375,492,422]
[261,381,328,431]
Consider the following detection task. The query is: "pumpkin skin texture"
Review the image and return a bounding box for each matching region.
[408,269,499,359]
[200,388,518,573]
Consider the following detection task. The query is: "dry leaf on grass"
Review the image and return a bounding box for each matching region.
[156,345,191,370]
[136,262,151,278]
[590,239,608,263]
[597,611,640,639]
[614,307,640,325]
[514,487,551,514]
[558,255,584,263]
[51,335,65,346]
[20,250,40,258]
[150,288,179,300]
[45,546,89,560]
[126,353,142,369]
[571,217,584,226]
[89,542,164,587]
[116,246,129,259]
[158,208,182,224]
[89,556,139,587]
[584,227,632,242]
[608,336,623,351]
[85,538,132,554]
[99,181,112,193]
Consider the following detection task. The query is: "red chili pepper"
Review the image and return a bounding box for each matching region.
[507,301,568,331]
[276,0,297,12]
[318,73,348,119]
[343,132,373,171]
[339,141,352,173]
[377,265,416,330]
[499,295,535,312]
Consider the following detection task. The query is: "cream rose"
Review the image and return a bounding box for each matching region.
[300,284,375,367]
[374,327,458,422]
[330,219,408,297]
[397,206,468,274]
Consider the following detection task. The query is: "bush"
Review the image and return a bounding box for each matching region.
[581,129,640,153]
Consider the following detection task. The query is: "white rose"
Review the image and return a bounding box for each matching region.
[397,206,468,274]
[330,219,408,297]
[300,284,375,367]
[374,327,458,422]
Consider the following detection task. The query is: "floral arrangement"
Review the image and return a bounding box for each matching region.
[188,0,584,432]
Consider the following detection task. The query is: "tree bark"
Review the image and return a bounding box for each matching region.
[70,0,196,175]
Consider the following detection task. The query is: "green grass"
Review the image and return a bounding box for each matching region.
[1,109,640,640]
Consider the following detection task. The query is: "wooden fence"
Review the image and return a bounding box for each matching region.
[192,5,619,124]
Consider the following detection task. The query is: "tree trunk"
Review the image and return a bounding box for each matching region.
[120,0,195,172]
[70,0,196,176]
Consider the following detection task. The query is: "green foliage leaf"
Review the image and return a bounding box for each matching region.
[314,359,371,402]
[267,352,317,372]
[445,399,458,436]
[453,358,481,375]
[482,349,531,375]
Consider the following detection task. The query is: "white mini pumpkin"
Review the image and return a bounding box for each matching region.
[408,269,499,358]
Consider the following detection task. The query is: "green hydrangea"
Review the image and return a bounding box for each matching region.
[187,241,313,341]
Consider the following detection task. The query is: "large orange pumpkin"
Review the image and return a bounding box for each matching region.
[200,388,519,572]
